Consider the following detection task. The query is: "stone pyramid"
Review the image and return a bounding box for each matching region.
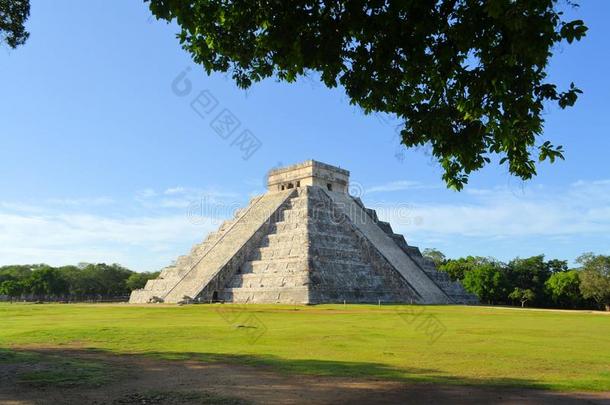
[130,160,477,305]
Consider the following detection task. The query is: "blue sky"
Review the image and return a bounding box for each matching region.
[1,1,608,271]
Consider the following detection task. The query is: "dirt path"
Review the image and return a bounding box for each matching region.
[0,349,608,405]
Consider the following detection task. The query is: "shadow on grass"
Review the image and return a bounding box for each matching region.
[0,347,116,387]
[1,347,608,404]
[139,351,556,391]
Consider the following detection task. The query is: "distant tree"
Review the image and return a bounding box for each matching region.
[546,259,569,274]
[0,263,139,301]
[57,265,98,298]
[577,253,610,311]
[0,0,30,48]
[462,263,508,305]
[545,270,583,308]
[80,263,133,296]
[0,265,33,283]
[508,287,536,308]
[439,256,498,281]
[23,267,68,297]
[506,255,560,306]
[126,271,160,291]
[422,248,446,268]
[0,280,24,300]
[148,0,587,189]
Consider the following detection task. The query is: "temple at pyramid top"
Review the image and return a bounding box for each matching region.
[130,160,477,305]
[267,160,350,193]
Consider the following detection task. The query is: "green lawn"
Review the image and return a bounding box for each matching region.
[1,303,609,391]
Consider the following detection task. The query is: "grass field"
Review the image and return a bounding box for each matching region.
[1,303,609,392]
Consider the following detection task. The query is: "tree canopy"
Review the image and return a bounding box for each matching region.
[147,0,587,189]
[422,248,446,267]
[438,255,496,281]
[0,263,159,301]
[0,0,30,48]
[577,253,610,310]
[437,252,599,309]
[545,270,582,308]
[505,255,563,307]
[461,261,508,304]
[508,287,535,307]
[2,1,588,188]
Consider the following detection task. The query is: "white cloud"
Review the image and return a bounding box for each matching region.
[0,202,47,213]
[136,188,157,199]
[159,199,192,209]
[46,196,115,206]
[370,179,610,239]
[0,185,247,271]
[0,187,237,271]
[135,186,242,212]
[0,210,221,271]
[160,186,239,201]
[570,179,610,188]
[164,187,186,195]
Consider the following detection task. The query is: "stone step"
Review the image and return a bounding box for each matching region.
[306,220,346,234]
[220,286,309,304]
[174,255,192,268]
[268,220,308,233]
[218,218,236,232]
[310,271,385,287]
[188,241,212,256]
[279,209,308,223]
[308,232,358,246]
[261,232,308,246]
[311,257,376,268]
[415,265,478,304]
[285,197,308,207]
[260,229,358,248]
[240,258,308,274]
[404,246,423,257]
[144,277,181,292]
[390,234,409,251]
[259,239,308,251]
[251,245,307,261]
[377,221,394,235]
[227,272,309,288]
[205,231,221,242]
[159,266,192,280]
[365,208,379,222]
[309,246,363,261]
[159,265,178,278]
[232,207,247,218]
[129,289,156,303]
[178,230,226,264]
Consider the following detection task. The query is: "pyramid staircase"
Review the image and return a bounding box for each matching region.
[221,189,310,303]
[130,190,295,303]
[130,160,477,305]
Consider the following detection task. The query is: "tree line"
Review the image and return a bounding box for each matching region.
[1,252,609,310]
[423,250,610,311]
[0,263,159,302]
